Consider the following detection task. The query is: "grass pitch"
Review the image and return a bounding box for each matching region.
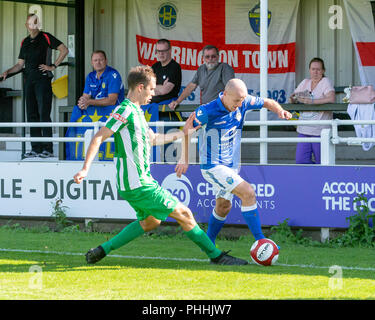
[0,227,374,300]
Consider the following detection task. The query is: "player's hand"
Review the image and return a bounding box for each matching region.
[183,112,201,135]
[175,160,189,178]
[74,169,88,184]
[278,109,293,120]
[169,100,178,110]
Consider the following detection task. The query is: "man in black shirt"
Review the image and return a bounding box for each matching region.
[1,14,68,158]
[151,39,182,120]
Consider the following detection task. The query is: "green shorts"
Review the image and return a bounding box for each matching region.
[118,181,180,221]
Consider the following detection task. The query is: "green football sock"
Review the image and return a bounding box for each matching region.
[101,220,145,255]
[185,225,221,259]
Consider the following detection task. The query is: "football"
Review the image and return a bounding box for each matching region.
[250,238,279,266]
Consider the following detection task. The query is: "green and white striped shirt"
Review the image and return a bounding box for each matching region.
[105,99,155,191]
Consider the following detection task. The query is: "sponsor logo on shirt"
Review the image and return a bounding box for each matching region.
[221,126,238,142]
[214,121,226,125]
[111,113,128,124]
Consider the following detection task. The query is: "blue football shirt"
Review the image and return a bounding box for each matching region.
[83,65,125,105]
[195,92,264,170]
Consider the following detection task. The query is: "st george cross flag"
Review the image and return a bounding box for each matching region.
[134,0,299,105]
[344,0,375,88]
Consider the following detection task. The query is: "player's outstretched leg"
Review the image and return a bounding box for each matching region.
[85,217,160,264]
[170,204,248,265]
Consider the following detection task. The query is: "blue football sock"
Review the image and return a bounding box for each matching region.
[241,205,265,241]
[206,209,226,245]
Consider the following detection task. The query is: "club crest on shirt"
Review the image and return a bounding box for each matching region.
[226,177,234,185]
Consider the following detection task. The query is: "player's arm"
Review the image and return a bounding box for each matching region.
[73,126,114,184]
[262,98,292,120]
[149,128,184,146]
[175,113,201,177]
[149,112,200,146]
[168,82,197,110]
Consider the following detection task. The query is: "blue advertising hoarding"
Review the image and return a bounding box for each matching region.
[151,164,375,228]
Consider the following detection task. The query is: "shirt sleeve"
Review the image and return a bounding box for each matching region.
[243,95,264,111]
[105,104,131,132]
[18,38,26,60]
[222,63,235,85]
[191,68,201,85]
[43,32,62,49]
[106,70,122,95]
[83,74,92,95]
[194,104,209,127]
[168,62,182,86]
[322,77,335,96]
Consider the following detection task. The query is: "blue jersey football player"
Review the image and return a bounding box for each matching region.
[176,78,292,245]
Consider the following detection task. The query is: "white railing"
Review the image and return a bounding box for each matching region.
[0,119,375,165]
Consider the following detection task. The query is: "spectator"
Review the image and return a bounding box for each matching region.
[151,38,182,120]
[289,57,335,164]
[0,13,68,158]
[65,50,125,161]
[168,44,234,114]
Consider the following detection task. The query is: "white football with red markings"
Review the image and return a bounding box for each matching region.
[250,238,279,266]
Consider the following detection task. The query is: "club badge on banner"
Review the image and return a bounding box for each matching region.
[133,0,299,105]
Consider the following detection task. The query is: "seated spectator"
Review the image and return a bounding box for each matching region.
[65,50,124,160]
[289,57,335,164]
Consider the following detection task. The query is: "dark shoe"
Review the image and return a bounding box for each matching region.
[23,151,39,158]
[85,245,106,264]
[39,150,54,158]
[210,250,248,265]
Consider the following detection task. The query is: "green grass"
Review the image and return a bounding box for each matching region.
[0,227,374,300]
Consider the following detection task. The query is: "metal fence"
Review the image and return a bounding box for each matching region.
[0,119,375,165]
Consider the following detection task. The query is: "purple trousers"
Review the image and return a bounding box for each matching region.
[295,133,321,164]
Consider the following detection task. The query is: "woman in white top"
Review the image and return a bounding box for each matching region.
[289,57,335,164]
